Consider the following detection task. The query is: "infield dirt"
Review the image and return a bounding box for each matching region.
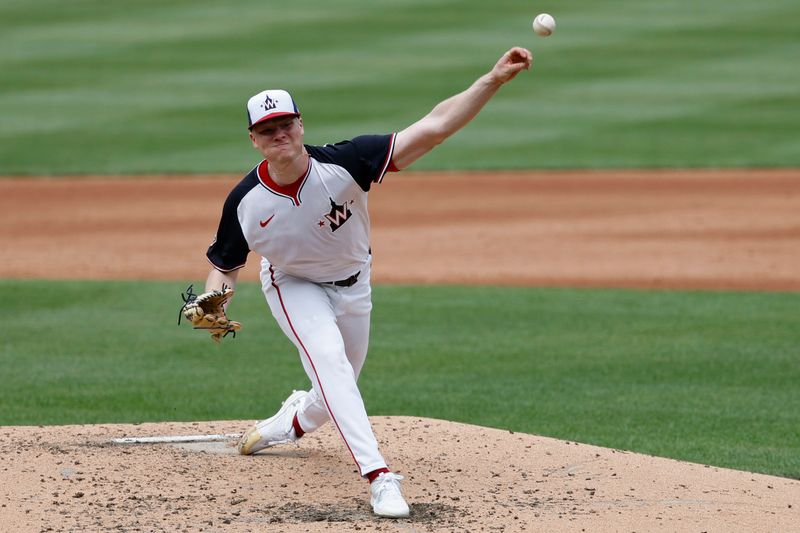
[2,169,799,290]
[1,170,798,531]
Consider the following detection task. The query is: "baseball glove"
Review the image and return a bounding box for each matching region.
[179,284,242,343]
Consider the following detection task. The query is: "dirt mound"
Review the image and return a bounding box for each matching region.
[1,417,796,531]
[2,170,799,530]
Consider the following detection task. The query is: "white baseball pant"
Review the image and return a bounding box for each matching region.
[260,257,387,476]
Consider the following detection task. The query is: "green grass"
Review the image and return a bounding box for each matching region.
[1,0,799,174]
[1,279,798,479]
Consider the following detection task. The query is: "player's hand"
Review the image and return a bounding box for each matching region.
[489,47,533,84]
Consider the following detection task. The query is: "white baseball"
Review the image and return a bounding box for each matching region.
[532,13,556,37]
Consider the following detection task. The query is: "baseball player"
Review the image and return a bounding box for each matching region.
[194,47,533,518]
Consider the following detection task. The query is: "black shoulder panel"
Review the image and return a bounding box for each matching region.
[306,134,394,192]
[205,171,258,272]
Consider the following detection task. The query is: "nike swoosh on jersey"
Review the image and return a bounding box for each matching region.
[259,214,275,228]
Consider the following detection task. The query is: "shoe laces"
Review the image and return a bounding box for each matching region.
[374,472,404,496]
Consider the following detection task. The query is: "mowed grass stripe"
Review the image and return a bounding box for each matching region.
[1,0,799,173]
[1,279,797,479]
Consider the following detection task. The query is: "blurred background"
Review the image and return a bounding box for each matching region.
[1,0,799,175]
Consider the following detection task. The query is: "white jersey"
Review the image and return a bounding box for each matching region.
[207,134,396,282]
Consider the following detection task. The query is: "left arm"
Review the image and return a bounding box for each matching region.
[391,47,533,170]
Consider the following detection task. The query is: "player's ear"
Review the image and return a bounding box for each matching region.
[297,117,304,135]
[248,129,257,147]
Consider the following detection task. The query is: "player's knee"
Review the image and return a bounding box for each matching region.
[310,348,356,378]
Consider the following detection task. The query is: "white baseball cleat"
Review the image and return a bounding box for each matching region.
[237,390,307,455]
[370,472,410,518]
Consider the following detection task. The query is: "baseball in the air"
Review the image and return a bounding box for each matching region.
[532,13,556,37]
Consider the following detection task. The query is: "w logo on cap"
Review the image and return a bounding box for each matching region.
[247,89,299,129]
[261,95,278,111]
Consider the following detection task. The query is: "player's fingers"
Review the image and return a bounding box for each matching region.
[509,46,532,59]
[498,58,531,83]
[508,47,533,67]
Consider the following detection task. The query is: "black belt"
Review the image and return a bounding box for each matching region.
[326,271,360,287]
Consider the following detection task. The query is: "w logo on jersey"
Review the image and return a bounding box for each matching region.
[324,197,352,232]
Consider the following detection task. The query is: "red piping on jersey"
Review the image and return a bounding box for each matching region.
[377,133,397,183]
[256,158,312,206]
[205,236,247,273]
[205,256,246,273]
[269,265,362,472]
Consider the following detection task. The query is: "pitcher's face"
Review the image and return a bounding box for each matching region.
[249,116,304,162]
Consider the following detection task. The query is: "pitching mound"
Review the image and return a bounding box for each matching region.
[1,417,796,531]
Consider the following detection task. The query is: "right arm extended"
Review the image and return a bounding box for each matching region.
[391,47,533,170]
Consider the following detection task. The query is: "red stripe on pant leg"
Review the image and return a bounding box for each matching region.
[269,266,361,472]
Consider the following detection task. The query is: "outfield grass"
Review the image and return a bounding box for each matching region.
[1,279,797,479]
[1,0,799,174]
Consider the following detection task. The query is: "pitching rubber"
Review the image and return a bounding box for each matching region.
[111,433,242,444]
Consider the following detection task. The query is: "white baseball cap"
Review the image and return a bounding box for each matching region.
[246,89,300,129]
